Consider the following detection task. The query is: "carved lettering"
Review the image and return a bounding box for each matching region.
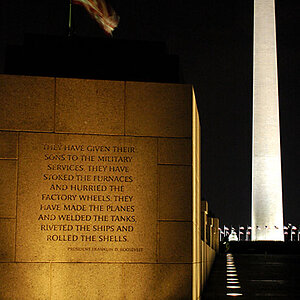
[38,141,138,247]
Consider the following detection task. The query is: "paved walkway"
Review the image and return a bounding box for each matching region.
[202,252,300,299]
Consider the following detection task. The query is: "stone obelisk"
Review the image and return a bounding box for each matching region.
[252,0,284,241]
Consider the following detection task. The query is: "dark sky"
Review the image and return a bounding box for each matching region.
[1,0,299,227]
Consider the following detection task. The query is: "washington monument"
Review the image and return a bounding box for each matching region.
[251,0,284,241]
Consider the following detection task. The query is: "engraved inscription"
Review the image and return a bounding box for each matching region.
[17,134,157,262]
[40,144,135,244]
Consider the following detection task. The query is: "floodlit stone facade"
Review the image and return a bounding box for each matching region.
[0,75,218,299]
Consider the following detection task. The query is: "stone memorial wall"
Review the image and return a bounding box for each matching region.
[0,75,217,299]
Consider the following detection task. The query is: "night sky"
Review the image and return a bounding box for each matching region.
[0,0,299,227]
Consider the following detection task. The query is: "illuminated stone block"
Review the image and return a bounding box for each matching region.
[0,160,17,218]
[252,0,284,241]
[0,132,18,158]
[159,221,192,263]
[125,81,192,137]
[122,264,192,299]
[201,201,208,242]
[159,165,192,220]
[158,138,192,165]
[212,217,220,253]
[0,219,15,262]
[55,78,125,135]
[0,75,55,132]
[0,263,50,299]
[51,263,123,299]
